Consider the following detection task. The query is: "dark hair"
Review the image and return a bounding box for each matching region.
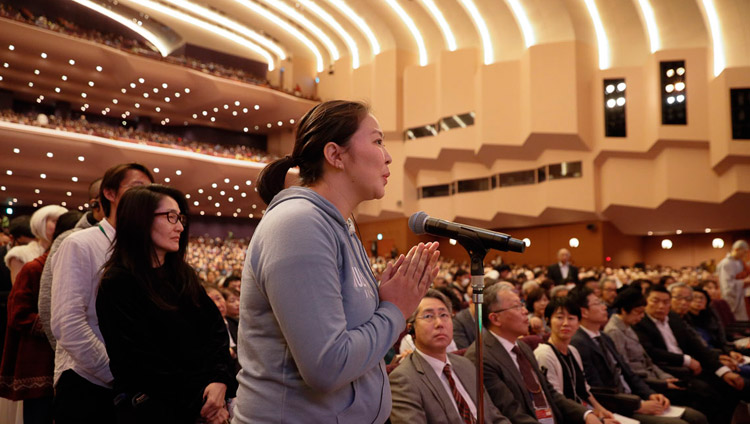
[525,287,548,313]
[659,275,675,286]
[52,211,83,242]
[220,274,241,288]
[568,286,594,310]
[495,264,511,274]
[544,296,581,322]
[692,287,710,306]
[8,215,34,239]
[580,276,598,286]
[612,285,647,313]
[256,100,370,204]
[99,163,154,216]
[408,289,453,325]
[102,184,201,310]
[645,284,670,298]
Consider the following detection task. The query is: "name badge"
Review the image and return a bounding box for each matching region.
[535,407,554,424]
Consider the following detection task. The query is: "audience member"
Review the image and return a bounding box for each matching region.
[547,248,579,286]
[465,284,596,423]
[390,290,510,423]
[4,206,67,284]
[526,287,550,335]
[0,210,80,424]
[50,163,153,423]
[600,278,618,317]
[96,185,236,423]
[570,287,707,424]
[533,297,616,421]
[717,240,750,320]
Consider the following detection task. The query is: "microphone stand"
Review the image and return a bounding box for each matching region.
[457,234,488,424]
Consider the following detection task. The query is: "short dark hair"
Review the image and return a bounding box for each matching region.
[525,287,548,313]
[568,286,594,310]
[612,286,647,313]
[99,163,154,216]
[408,289,452,325]
[645,284,670,298]
[257,100,370,204]
[544,296,581,323]
[8,215,33,239]
[692,287,710,306]
[580,276,598,286]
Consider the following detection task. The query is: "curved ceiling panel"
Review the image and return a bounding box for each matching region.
[597,0,648,67]
[651,0,708,51]
[522,0,576,45]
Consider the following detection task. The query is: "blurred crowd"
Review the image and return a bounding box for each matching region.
[0,4,318,101]
[0,110,276,163]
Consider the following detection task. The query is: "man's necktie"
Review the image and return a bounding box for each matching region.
[442,364,475,424]
[512,345,548,409]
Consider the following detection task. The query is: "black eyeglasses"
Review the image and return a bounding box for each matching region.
[154,211,188,225]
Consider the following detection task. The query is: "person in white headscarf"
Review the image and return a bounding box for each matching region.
[4,205,67,284]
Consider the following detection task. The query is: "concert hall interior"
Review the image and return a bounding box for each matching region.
[1,0,749,266]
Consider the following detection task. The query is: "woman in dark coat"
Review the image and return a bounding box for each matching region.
[96,185,236,424]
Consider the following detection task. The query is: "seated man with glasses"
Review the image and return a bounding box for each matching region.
[465,284,600,424]
[389,289,510,424]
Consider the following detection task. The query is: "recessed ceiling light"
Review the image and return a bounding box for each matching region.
[13,148,19,153]
[213,107,218,113]
[200,211,205,215]
[243,108,248,113]
[241,193,247,197]
[40,52,47,59]
[232,111,238,116]
[174,92,180,98]
[210,117,215,122]
[143,93,149,98]
[249,214,253,218]
[202,111,208,116]
[34,69,40,75]
[223,104,229,109]
[228,197,234,202]
[81,93,87,98]
[234,101,240,106]
[153,88,159,93]
[211,183,218,188]
[8,45,14,51]
[207,195,213,201]
[705,228,711,233]
[0,186,5,191]
[153,168,160,173]
[112,99,118,104]
[254,126,259,130]
[184,88,190,93]
[164,97,170,103]
[105,107,110,112]
[243,127,248,132]
[254,105,260,110]
[34,189,40,194]
[83,103,88,108]
[61,75,67,81]
[233,185,239,190]
[198,188,203,193]
[71,176,78,182]
[78,156,85,161]
[61,201,66,206]
[96,66,103,72]
[135,103,140,108]
[138,78,145,83]
[185,194,190,199]
[224,178,230,183]
[88,81,94,87]
[2,63,7,68]
[192,114,197,119]
[68,59,75,65]
[121,88,127,94]
[277,121,283,126]
[252,204,257,209]
[130,83,136,88]
[40,173,46,179]
[162,83,168,89]
[193,201,199,206]
[28,82,33,87]
[267,123,272,128]
[164,177,170,183]
[46,152,53,158]
[6,170,12,175]
[155,107,160,112]
[55,87,61,93]
[220,190,226,195]
[676,229,682,235]
[214,202,220,207]
[176,170,182,175]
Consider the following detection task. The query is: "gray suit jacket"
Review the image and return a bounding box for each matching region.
[453,308,476,350]
[389,352,510,424]
[466,330,588,424]
[603,314,673,381]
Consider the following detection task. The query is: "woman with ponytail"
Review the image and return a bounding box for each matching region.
[233,100,441,423]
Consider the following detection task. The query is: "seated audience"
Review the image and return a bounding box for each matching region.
[526,287,550,335]
[389,290,510,423]
[533,297,615,421]
[599,278,618,317]
[465,284,597,423]
[570,287,707,424]
[634,285,749,424]
[96,185,236,423]
[4,206,67,284]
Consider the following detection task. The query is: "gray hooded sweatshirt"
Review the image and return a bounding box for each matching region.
[233,186,404,423]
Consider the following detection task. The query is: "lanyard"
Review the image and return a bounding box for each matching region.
[98,223,112,242]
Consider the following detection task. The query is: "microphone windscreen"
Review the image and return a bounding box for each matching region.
[408,211,429,235]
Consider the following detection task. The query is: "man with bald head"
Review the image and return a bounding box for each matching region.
[717,240,750,320]
[548,248,579,286]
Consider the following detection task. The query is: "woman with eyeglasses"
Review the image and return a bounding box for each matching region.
[96,185,236,424]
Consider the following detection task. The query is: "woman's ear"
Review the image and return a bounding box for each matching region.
[322,142,345,170]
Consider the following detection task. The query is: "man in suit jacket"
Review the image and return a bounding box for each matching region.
[570,287,707,424]
[390,290,509,424]
[547,248,579,286]
[634,285,749,424]
[465,284,600,424]
[453,307,476,350]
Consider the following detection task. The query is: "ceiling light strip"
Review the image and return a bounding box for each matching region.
[459,0,493,65]
[234,0,324,72]
[419,0,456,52]
[636,0,660,53]
[385,0,427,66]
[127,0,276,70]
[699,0,725,77]
[260,0,339,62]
[72,0,171,57]
[162,0,286,60]
[298,0,360,68]
[505,0,536,48]
[583,0,610,70]
[326,0,381,55]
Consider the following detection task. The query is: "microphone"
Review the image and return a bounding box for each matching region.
[408,211,525,253]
